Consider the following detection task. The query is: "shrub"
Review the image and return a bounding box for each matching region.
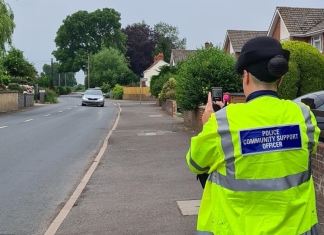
[45,88,58,103]
[57,86,67,95]
[113,84,123,100]
[175,46,242,111]
[279,41,324,99]
[159,78,176,101]
[101,82,111,93]
[150,65,178,98]
[8,83,24,93]
[0,75,10,85]
[65,86,71,94]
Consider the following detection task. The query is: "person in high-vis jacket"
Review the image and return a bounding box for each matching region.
[186,36,320,235]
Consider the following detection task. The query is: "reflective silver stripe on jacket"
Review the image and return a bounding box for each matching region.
[301,223,319,235]
[211,104,314,191]
[189,155,210,172]
[196,223,318,235]
[196,231,213,235]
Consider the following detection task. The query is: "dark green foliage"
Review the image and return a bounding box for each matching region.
[113,84,123,99]
[90,47,137,88]
[150,65,177,97]
[100,82,110,93]
[57,86,71,95]
[2,47,37,82]
[45,88,58,103]
[175,47,242,111]
[53,8,126,73]
[35,76,51,88]
[8,83,23,93]
[279,41,324,99]
[153,37,172,63]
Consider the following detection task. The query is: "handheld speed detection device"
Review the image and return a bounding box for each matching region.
[210,87,223,112]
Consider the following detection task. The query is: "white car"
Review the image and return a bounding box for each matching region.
[81,89,105,107]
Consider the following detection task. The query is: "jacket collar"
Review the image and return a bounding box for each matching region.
[246,90,279,102]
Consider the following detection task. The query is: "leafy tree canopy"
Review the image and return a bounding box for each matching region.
[175,46,242,111]
[53,8,126,73]
[153,22,186,50]
[2,47,37,83]
[41,62,77,87]
[122,21,186,76]
[122,21,157,76]
[279,41,324,99]
[0,1,15,56]
[89,47,137,88]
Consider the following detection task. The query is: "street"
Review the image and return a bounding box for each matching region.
[0,94,118,235]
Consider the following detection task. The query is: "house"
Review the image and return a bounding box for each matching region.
[223,30,267,58]
[143,52,169,87]
[169,49,197,66]
[268,6,324,54]
[223,7,324,57]
[169,42,213,66]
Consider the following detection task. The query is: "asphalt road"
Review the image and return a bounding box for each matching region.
[0,94,118,235]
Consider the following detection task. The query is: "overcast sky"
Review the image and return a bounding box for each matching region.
[6,0,324,84]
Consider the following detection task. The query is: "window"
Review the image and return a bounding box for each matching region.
[311,35,322,52]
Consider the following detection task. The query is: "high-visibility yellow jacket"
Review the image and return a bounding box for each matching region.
[186,92,320,235]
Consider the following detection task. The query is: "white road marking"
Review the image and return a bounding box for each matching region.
[44,114,51,116]
[0,126,8,129]
[24,119,33,122]
[149,115,162,117]
[68,108,72,110]
[59,111,63,113]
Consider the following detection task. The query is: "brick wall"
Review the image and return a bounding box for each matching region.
[183,107,324,231]
[272,19,280,40]
[161,99,177,117]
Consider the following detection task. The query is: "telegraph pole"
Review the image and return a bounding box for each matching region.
[88,54,90,88]
[50,58,54,88]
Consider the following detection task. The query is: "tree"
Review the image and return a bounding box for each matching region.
[150,65,178,97]
[153,37,172,64]
[42,62,77,87]
[122,22,157,76]
[278,41,324,100]
[53,8,126,73]
[175,46,242,111]
[153,22,186,49]
[89,47,137,88]
[0,1,15,56]
[2,47,37,84]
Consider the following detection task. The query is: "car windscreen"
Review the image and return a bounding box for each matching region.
[84,90,102,95]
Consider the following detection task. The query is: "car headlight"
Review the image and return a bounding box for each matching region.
[82,97,88,101]
[98,98,103,101]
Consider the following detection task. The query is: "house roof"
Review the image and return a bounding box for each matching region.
[277,6,324,35]
[170,49,196,64]
[225,30,267,53]
[144,60,168,72]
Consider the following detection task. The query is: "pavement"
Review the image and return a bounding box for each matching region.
[42,99,324,235]
[47,100,203,235]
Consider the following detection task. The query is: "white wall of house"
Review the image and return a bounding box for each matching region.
[280,20,290,41]
[143,60,169,87]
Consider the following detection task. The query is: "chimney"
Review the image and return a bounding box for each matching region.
[154,52,164,62]
[205,42,213,48]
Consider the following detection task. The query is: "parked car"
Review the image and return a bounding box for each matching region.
[293,90,324,140]
[81,89,105,107]
[292,90,324,110]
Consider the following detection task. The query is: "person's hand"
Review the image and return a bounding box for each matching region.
[202,92,221,125]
